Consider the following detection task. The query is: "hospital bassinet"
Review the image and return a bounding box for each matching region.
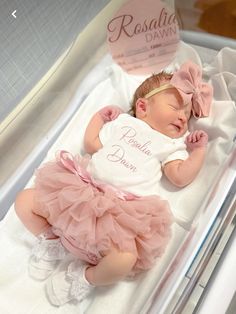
[0,1,235,313]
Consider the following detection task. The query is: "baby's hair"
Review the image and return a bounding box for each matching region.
[130,71,173,116]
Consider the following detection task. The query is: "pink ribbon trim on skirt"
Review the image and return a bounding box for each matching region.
[57,150,139,201]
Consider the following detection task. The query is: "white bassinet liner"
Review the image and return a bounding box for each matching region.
[0,42,235,314]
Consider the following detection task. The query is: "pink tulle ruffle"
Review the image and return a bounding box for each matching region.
[34,154,173,273]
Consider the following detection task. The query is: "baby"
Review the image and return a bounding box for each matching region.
[15,60,213,306]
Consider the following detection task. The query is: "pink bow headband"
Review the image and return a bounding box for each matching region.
[144,61,213,118]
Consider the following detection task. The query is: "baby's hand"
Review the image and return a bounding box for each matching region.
[185,130,208,151]
[99,105,123,122]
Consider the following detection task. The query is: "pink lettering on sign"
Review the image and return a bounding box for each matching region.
[107,0,179,75]
[108,8,177,43]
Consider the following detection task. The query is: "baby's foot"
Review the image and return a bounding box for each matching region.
[46,260,94,306]
[29,234,68,280]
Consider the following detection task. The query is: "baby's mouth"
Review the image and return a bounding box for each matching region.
[171,123,182,132]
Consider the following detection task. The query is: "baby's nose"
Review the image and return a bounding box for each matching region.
[179,110,187,122]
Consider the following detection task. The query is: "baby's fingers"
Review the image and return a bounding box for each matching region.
[111,108,122,120]
[187,132,196,143]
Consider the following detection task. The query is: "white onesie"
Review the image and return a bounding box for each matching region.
[88,114,189,197]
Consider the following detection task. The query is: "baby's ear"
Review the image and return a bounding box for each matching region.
[136,98,148,117]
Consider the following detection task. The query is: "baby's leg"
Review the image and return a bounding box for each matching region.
[15,188,51,236]
[15,188,68,281]
[46,247,137,305]
[85,248,137,286]
[46,244,136,306]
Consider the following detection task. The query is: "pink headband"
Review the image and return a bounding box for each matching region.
[144,61,213,118]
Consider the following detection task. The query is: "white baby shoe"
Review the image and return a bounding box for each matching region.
[29,233,68,280]
[46,260,94,306]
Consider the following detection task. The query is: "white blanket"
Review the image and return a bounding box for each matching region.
[0,42,235,314]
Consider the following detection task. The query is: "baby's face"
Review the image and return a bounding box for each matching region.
[141,88,191,138]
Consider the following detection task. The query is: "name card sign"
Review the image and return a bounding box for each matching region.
[107,0,179,75]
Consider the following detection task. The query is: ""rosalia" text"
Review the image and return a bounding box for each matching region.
[107,8,177,43]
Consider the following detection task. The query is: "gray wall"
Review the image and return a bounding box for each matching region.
[0,0,109,123]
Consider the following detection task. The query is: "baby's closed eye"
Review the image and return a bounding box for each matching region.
[168,104,179,110]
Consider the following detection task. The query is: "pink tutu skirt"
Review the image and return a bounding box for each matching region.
[34,151,173,274]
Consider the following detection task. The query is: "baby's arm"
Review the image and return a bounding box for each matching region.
[84,105,123,154]
[163,130,208,187]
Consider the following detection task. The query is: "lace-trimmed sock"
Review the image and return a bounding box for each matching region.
[28,231,68,281]
[46,260,94,306]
